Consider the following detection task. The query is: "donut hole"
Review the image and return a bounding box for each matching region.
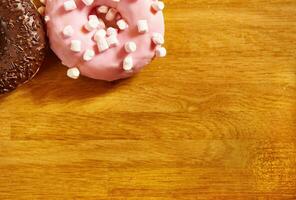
[89,6,124,31]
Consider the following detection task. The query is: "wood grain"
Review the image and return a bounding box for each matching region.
[0,0,296,199]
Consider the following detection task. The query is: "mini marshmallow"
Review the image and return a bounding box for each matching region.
[152,33,164,45]
[97,5,108,14]
[44,15,50,23]
[106,35,119,47]
[89,15,105,28]
[105,8,117,21]
[67,67,80,79]
[82,0,94,6]
[106,27,118,36]
[155,46,167,57]
[85,15,100,31]
[64,0,77,11]
[97,37,109,52]
[125,42,137,53]
[70,40,81,52]
[137,20,149,33]
[83,49,95,61]
[94,29,107,41]
[88,15,97,20]
[63,25,74,37]
[152,1,165,11]
[123,55,133,71]
[117,19,128,30]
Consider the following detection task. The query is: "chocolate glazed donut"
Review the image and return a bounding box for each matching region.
[0,0,46,94]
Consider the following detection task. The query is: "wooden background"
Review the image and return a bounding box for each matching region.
[0,0,296,199]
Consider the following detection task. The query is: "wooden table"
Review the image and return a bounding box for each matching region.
[0,0,295,199]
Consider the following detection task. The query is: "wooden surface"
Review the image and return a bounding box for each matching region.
[0,0,296,199]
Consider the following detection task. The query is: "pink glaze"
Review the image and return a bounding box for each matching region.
[45,0,165,81]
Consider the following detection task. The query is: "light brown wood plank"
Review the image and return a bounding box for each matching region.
[0,140,295,199]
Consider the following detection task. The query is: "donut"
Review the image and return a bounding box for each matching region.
[0,0,46,94]
[45,0,166,81]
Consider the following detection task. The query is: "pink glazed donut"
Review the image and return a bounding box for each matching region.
[45,0,166,81]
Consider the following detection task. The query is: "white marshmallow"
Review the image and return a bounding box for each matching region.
[125,42,137,53]
[85,15,100,31]
[137,20,149,33]
[88,15,97,20]
[106,35,119,47]
[64,0,77,11]
[82,0,94,6]
[117,19,128,30]
[97,5,109,14]
[152,33,164,45]
[97,37,109,52]
[105,8,117,21]
[123,56,133,71]
[94,29,107,41]
[67,67,80,79]
[63,25,74,37]
[83,49,95,61]
[155,46,167,57]
[152,1,165,11]
[70,40,81,52]
[106,27,118,36]
[89,15,105,29]
[44,15,50,23]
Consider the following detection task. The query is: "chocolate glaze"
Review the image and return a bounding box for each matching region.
[0,0,46,94]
